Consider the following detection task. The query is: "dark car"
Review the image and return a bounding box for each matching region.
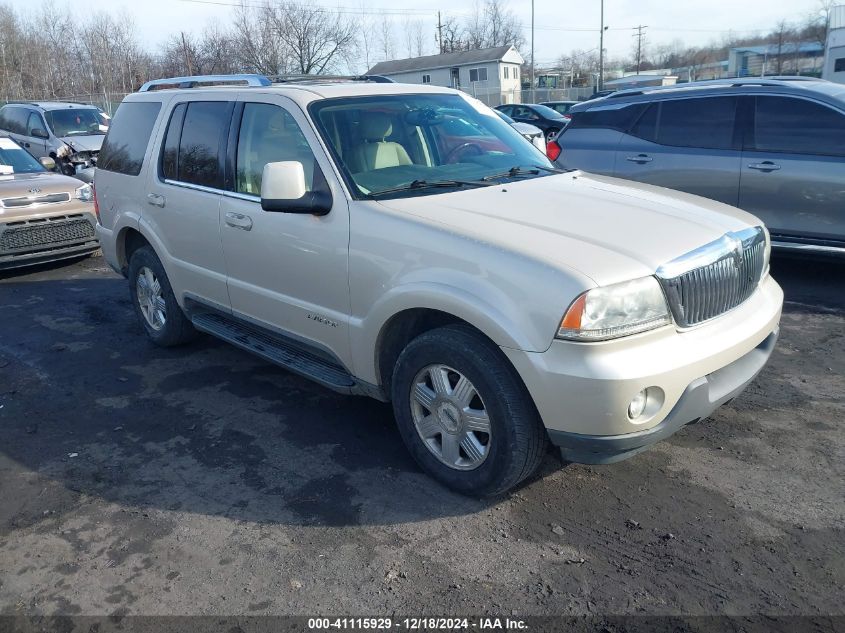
[555,77,845,255]
[494,103,569,141]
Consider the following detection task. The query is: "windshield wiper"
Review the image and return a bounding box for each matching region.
[369,179,492,197]
[481,164,568,182]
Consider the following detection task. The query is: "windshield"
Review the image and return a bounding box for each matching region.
[310,94,554,199]
[544,102,575,115]
[0,137,45,174]
[532,104,568,120]
[45,108,104,137]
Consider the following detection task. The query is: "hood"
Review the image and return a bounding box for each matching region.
[376,171,762,287]
[60,135,104,153]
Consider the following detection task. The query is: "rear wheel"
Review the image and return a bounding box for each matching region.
[391,325,548,496]
[128,246,197,347]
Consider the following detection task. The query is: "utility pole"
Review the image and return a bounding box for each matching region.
[437,11,444,54]
[180,31,194,76]
[632,25,648,75]
[598,0,605,91]
[531,0,535,103]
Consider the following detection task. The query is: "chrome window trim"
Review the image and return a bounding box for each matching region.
[162,178,259,204]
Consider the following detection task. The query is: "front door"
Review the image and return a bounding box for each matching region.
[739,95,845,243]
[24,112,48,158]
[219,96,351,366]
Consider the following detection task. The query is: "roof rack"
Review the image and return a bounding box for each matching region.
[138,74,272,92]
[605,76,824,99]
[268,74,394,84]
[137,73,395,92]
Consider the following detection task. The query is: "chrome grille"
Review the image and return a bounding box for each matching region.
[657,227,767,328]
[0,215,95,252]
[1,192,72,208]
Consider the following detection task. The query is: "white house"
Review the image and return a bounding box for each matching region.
[823,5,845,84]
[367,45,525,106]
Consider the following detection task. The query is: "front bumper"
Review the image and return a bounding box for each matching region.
[548,328,778,463]
[0,211,99,270]
[502,274,783,448]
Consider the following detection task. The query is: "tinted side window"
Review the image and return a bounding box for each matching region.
[234,103,316,195]
[2,107,29,134]
[656,97,737,150]
[99,101,162,176]
[629,103,658,141]
[835,58,845,72]
[177,102,230,188]
[753,96,845,157]
[569,104,645,132]
[161,103,186,180]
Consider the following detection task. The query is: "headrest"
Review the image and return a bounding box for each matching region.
[361,113,393,141]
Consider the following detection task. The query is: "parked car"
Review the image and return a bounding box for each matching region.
[494,110,546,153]
[0,102,106,183]
[96,74,782,496]
[540,100,578,119]
[0,136,98,270]
[495,103,569,141]
[555,77,845,254]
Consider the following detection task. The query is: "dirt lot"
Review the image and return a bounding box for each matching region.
[0,253,842,620]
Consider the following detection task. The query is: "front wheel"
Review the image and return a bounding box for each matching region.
[391,325,548,496]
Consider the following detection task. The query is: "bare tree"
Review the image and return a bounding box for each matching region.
[378,16,395,61]
[402,18,427,58]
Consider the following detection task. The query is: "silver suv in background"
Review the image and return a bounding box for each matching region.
[0,102,106,183]
[555,78,845,255]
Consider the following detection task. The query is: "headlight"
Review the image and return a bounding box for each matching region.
[75,183,93,202]
[557,276,672,341]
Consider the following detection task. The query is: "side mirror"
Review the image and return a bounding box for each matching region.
[31,128,49,139]
[39,156,56,171]
[260,161,332,215]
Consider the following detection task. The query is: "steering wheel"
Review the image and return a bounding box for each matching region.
[445,142,484,163]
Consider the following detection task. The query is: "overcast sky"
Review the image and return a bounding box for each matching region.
[6,0,827,67]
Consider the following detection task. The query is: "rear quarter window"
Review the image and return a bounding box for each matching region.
[98,101,162,176]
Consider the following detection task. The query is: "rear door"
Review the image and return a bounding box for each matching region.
[739,95,845,243]
[613,96,742,206]
[144,97,233,310]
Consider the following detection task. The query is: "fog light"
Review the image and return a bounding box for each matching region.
[628,390,648,420]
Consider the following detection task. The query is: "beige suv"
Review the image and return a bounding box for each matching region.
[95,75,783,496]
[0,136,98,270]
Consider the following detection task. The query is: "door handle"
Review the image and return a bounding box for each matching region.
[225,212,253,231]
[626,154,653,164]
[146,193,166,208]
[748,161,781,172]
[23,142,30,148]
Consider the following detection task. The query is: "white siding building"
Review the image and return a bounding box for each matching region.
[367,46,525,106]
[823,5,845,84]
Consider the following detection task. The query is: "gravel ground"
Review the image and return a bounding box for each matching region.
[0,253,842,619]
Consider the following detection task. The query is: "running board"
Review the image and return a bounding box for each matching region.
[191,312,356,393]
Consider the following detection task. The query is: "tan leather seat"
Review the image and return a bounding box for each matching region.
[352,113,412,173]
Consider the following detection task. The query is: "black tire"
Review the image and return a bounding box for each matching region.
[545,127,560,142]
[127,245,197,347]
[391,324,548,497]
